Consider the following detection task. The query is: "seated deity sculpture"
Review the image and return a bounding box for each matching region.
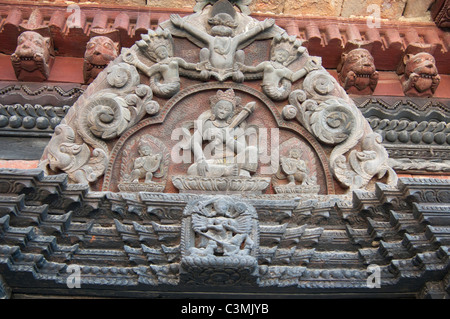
[187,89,258,178]
[129,143,163,183]
[280,148,308,186]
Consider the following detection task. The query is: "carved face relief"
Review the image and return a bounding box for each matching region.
[155,46,169,60]
[208,13,237,37]
[213,100,234,120]
[11,31,52,81]
[83,36,119,83]
[273,48,290,65]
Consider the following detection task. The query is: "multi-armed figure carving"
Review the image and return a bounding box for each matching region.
[123,28,198,98]
[187,89,258,178]
[170,1,275,82]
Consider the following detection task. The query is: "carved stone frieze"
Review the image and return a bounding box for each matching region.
[0,103,68,135]
[0,168,449,298]
[11,31,54,82]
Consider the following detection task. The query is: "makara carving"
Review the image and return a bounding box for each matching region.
[337,48,379,95]
[83,36,120,84]
[39,124,107,184]
[169,0,276,82]
[11,31,53,81]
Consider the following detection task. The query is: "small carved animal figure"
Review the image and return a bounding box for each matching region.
[337,48,379,95]
[401,52,440,97]
[11,31,52,81]
[83,36,119,84]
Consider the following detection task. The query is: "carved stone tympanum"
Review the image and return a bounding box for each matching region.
[39,0,397,195]
[6,0,444,299]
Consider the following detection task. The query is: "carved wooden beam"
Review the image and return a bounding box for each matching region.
[0,1,448,74]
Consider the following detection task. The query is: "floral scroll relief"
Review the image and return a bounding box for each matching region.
[282,70,398,190]
[40,60,160,185]
[77,62,159,156]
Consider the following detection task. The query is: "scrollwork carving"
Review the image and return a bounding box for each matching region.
[284,70,397,190]
[77,63,158,156]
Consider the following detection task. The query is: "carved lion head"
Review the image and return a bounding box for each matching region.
[338,48,376,79]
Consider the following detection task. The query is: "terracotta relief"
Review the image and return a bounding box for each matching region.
[83,36,119,84]
[337,48,379,95]
[11,31,53,81]
[397,51,441,97]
